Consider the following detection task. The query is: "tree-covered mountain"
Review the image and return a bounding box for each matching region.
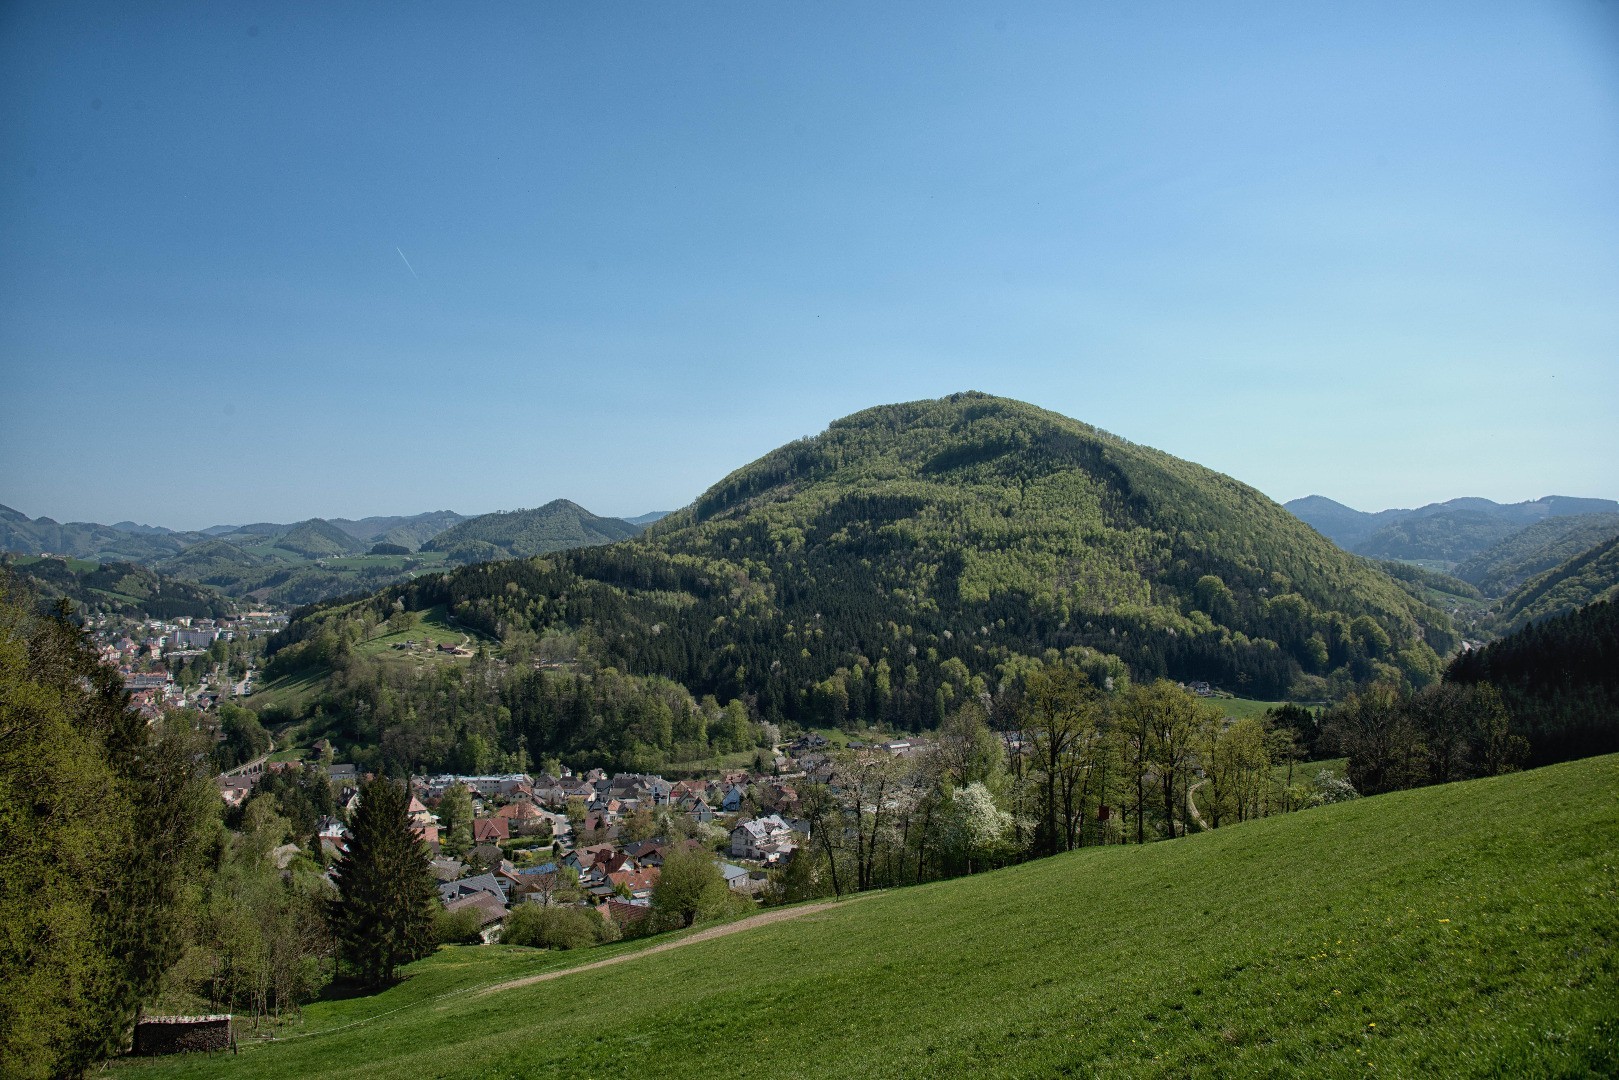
[279,394,1454,734]
[1282,496,1408,550]
[367,511,466,551]
[1494,535,1619,632]
[1351,509,1528,565]
[1454,513,1619,597]
[0,503,197,563]
[272,518,367,559]
[2,555,233,619]
[421,500,643,563]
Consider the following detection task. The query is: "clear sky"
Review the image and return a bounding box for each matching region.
[2,1,1616,530]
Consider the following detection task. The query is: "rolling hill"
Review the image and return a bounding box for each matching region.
[1494,535,1619,632]
[114,754,1619,1079]
[0,503,197,563]
[2,555,233,619]
[1454,513,1619,597]
[291,393,1454,724]
[421,500,643,562]
[271,519,367,559]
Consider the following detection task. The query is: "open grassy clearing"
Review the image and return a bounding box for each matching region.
[113,755,1619,1079]
[244,669,328,716]
[1212,696,1289,720]
[356,606,487,659]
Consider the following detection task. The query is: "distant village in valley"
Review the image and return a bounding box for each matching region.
[86,611,286,717]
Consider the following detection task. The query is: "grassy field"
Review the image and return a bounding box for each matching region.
[355,605,484,658]
[1212,696,1288,720]
[244,668,329,716]
[112,754,1619,1079]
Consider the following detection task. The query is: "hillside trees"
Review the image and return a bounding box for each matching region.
[0,590,215,1079]
[327,777,438,988]
[1323,682,1526,796]
[1448,597,1619,765]
[272,394,1452,738]
[651,844,729,929]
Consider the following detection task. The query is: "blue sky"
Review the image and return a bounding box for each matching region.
[2,1,1616,530]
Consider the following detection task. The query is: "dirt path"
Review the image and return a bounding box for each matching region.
[1187,780,1210,831]
[476,901,843,997]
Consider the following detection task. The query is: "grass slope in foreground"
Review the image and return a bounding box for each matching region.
[118,756,1619,1079]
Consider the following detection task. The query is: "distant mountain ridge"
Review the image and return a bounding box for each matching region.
[1287,494,1619,573]
[0,501,635,605]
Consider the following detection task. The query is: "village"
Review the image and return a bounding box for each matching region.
[216,732,930,942]
[82,611,286,718]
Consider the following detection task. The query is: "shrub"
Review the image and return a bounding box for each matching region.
[433,906,485,945]
[503,903,606,950]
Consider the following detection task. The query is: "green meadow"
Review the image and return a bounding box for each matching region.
[112,755,1618,1079]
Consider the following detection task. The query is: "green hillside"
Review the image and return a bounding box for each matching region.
[272,519,366,559]
[1456,513,1619,597]
[362,393,1451,722]
[116,755,1619,1079]
[156,538,273,583]
[2,555,233,619]
[1351,508,1525,566]
[1495,535,1619,632]
[0,503,197,562]
[421,499,642,562]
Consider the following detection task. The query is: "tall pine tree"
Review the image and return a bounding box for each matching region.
[328,776,438,987]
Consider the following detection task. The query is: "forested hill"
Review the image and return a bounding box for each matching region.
[276,394,1451,729]
[421,500,642,563]
[1494,535,1619,632]
[1449,596,1619,765]
[2,555,233,619]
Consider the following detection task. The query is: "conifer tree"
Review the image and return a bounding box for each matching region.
[328,776,438,987]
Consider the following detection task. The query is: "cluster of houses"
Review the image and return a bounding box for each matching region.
[294,763,817,943]
[90,612,286,718]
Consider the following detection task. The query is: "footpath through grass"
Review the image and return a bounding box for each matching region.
[113,755,1619,1079]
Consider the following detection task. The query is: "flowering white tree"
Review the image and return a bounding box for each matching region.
[943,782,1012,873]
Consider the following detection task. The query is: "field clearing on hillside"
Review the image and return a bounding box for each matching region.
[1213,696,1287,719]
[113,755,1619,1079]
[357,605,486,658]
[245,669,327,715]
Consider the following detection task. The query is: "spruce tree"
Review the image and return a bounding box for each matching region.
[328,776,438,987]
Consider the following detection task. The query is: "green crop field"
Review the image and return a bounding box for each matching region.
[113,755,1618,1079]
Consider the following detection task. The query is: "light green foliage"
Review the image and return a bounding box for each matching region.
[0,589,215,1078]
[651,844,730,929]
[939,782,1012,871]
[114,757,1619,1079]
[502,904,608,950]
[433,907,485,947]
[435,782,473,854]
